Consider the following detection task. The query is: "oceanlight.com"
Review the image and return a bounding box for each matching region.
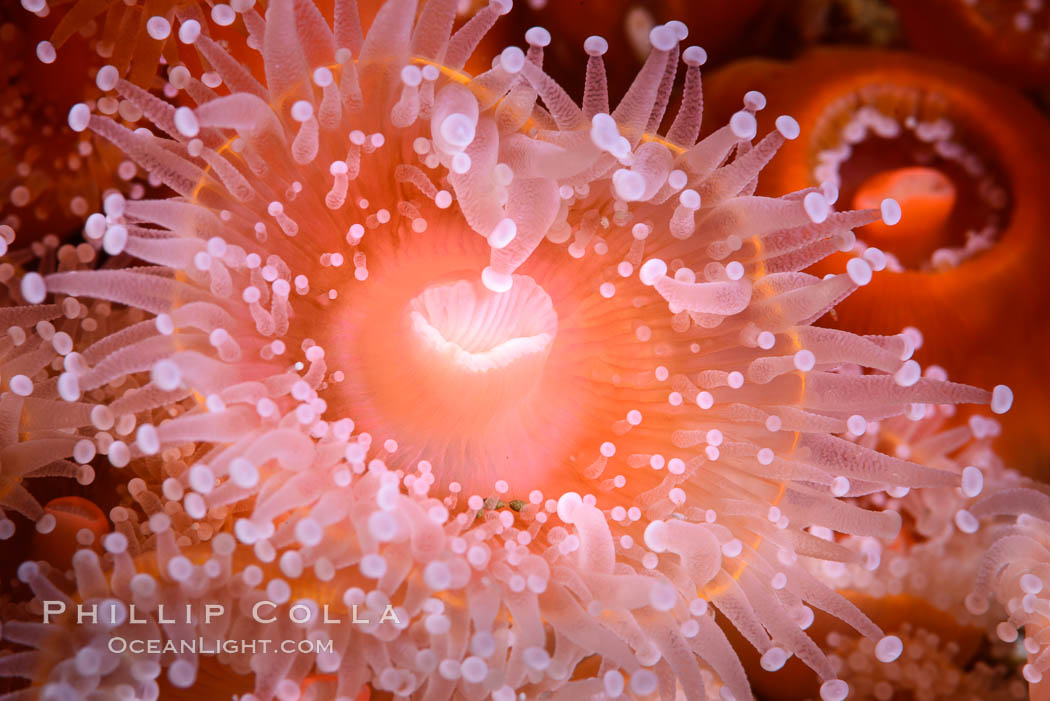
[107,638,335,655]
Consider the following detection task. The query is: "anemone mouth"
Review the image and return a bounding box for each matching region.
[318,221,692,499]
[399,272,560,436]
[850,166,957,267]
[808,87,1011,271]
[406,274,557,374]
[321,231,600,496]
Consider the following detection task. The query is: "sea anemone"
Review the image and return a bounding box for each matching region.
[19,0,205,90]
[0,6,137,243]
[967,485,1050,698]
[511,0,765,96]
[890,0,1050,89]
[0,2,1019,700]
[813,391,1015,614]
[817,620,1028,701]
[702,48,1050,476]
[17,0,501,92]
[798,395,1047,701]
[755,377,1028,698]
[0,240,120,542]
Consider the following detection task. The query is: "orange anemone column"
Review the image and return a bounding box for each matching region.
[31,496,108,570]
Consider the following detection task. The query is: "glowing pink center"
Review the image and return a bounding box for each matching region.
[407,276,557,376]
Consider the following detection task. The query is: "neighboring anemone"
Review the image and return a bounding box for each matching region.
[817,622,1027,701]
[0,2,1018,701]
[726,390,1020,701]
[0,8,135,243]
[29,496,109,569]
[0,231,131,542]
[814,389,1050,701]
[967,486,1050,698]
[890,0,1050,89]
[703,48,1050,476]
[802,398,1041,701]
[19,0,205,90]
[18,0,503,91]
[817,390,1020,624]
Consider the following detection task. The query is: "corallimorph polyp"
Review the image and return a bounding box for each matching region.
[702,49,1050,476]
[968,487,1050,699]
[0,1,1017,700]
